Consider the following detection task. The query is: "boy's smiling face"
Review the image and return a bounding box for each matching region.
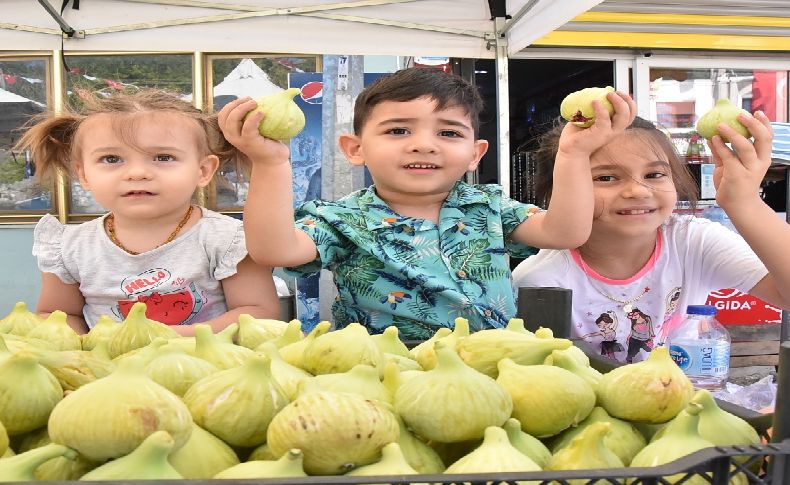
[339,96,488,208]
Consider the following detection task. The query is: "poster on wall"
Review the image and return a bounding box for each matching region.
[288,73,323,331]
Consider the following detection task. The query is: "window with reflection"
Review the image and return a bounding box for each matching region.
[208,56,319,211]
[0,58,50,214]
[649,68,788,158]
[64,54,194,214]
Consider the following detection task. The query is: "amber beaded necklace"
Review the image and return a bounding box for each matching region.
[105,205,194,255]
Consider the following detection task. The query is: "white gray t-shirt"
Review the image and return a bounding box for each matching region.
[512,215,768,363]
[33,207,247,328]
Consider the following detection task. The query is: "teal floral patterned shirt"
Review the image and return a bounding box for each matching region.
[284,181,542,340]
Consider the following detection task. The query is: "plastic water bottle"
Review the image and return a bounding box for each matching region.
[702,204,737,233]
[667,305,731,390]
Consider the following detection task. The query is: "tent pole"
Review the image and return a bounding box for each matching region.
[36,0,76,37]
[492,17,510,197]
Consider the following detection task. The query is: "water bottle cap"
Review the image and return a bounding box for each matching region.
[686,304,717,316]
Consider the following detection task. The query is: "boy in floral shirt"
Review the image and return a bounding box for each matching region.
[219,68,636,339]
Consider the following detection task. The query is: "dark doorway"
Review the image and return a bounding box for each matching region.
[474,58,615,195]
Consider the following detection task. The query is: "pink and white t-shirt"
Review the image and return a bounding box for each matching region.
[512,215,767,363]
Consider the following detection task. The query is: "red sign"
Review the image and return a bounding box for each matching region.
[705,288,781,325]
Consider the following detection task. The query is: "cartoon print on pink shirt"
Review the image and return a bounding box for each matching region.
[114,268,205,325]
[625,307,654,363]
[595,311,624,359]
[580,310,624,360]
[659,286,683,343]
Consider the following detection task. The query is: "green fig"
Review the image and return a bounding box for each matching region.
[107,302,179,358]
[597,346,694,424]
[560,86,615,127]
[14,427,97,480]
[547,422,624,482]
[396,342,512,443]
[80,430,183,480]
[503,418,552,469]
[81,315,120,351]
[457,327,571,378]
[47,357,193,462]
[214,448,307,479]
[0,352,62,436]
[302,322,383,375]
[144,344,218,397]
[0,443,76,482]
[267,389,399,475]
[192,324,253,370]
[183,354,288,448]
[345,443,422,480]
[395,416,445,474]
[25,311,82,351]
[236,314,289,350]
[629,403,714,485]
[549,406,645,466]
[696,98,750,140]
[0,302,42,336]
[497,359,595,438]
[444,426,541,478]
[245,88,306,140]
[168,423,239,479]
[371,325,411,358]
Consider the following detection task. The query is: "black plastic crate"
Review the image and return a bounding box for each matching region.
[16,441,788,485]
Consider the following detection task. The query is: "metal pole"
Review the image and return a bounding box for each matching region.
[772,342,790,443]
[36,0,76,36]
[492,17,510,197]
[782,166,789,342]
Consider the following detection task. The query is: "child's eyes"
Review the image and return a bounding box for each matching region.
[100,155,122,164]
[439,130,463,138]
[645,172,668,179]
[386,128,409,135]
[154,154,176,162]
[593,175,616,182]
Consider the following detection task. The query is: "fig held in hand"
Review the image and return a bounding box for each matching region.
[560,86,615,128]
[696,98,750,140]
[245,88,306,140]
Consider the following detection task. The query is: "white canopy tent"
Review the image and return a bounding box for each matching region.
[0,0,604,191]
[213,58,283,98]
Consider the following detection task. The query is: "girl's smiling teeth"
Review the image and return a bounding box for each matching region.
[404,163,438,169]
[617,208,655,215]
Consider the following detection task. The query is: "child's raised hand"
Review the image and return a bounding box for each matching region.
[707,110,773,210]
[217,97,291,166]
[557,91,637,159]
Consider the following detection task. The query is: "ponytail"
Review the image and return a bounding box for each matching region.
[14,112,84,183]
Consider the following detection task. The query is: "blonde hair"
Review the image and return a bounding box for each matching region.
[14,89,245,183]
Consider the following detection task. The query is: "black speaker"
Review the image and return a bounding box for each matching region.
[516,287,572,338]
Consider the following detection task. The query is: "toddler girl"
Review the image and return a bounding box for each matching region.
[16,89,280,335]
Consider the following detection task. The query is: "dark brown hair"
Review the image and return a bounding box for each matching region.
[352,67,483,135]
[532,116,698,210]
[13,88,242,183]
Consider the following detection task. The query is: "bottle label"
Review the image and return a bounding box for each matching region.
[669,342,730,378]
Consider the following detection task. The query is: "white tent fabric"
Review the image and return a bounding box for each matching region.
[0,88,34,103]
[0,0,602,58]
[213,58,283,99]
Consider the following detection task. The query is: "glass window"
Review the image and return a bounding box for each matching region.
[208,56,319,211]
[64,54,194,214]
[0,58,50,214]
[648,68,788,159]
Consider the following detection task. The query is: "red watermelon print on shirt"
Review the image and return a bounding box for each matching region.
[116,268,205,325]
